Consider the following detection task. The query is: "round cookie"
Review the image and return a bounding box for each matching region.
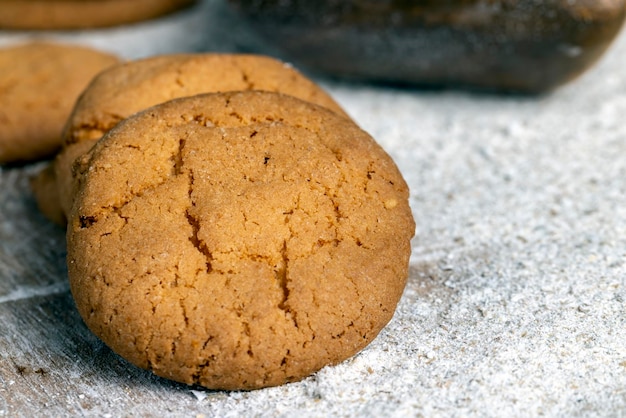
[39,53,348,225]
[0,0,196,30]
[0,42,119,164]
[67,91,414,390]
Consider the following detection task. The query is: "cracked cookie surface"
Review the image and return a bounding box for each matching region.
[35,53,348,225]
[0,42,119,164]
[67,91,414,390]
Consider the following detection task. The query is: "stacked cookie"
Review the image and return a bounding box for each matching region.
[23,50,416,389]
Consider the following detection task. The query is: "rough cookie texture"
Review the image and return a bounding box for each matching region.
[67,91,414,390]
[35,53,348,225]
[0,42,119,164]
[0,0,196,30]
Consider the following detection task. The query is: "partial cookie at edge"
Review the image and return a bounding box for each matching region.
[0,0,197,30]
[0,42,119,164]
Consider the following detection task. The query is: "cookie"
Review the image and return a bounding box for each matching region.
[0,42,119,164]
[67,91,415,390]
[36,53,348,225]
[29,164,66,226]
[0,0,197,30]
[32,139,95,226]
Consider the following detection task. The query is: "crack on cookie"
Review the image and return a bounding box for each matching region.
[66,112,126,145]
[276,240,290,313]
[169,298,189,360]
[317,238,340,248]
[315,179,346,229]
[241,70,254,90]
[363,165,378,197]
[143,319,159,371]
[318,136,344,163]
[79,134,189,228]
[231,59,256,91]
[201,336,215,352]
[223,96,247,125]
[79,215,97,228]
[192,356,213,384]
[192,336,218,383]
[251,115,285,125]
[207,96,249,127]
[185,207,213,274]
[185,169,213,274]
[146,357,154,373]
[79,174,174,230]
[330,196,344,226]
[171,269,182,288]
[123,144,141,151]
[346,274,367,333]
[332,329,347,340]
[179,298,189,327]
[228,110,246,125]
[113,207,129,225]
[284,121,347,164]
[106,308,118,326]
[364,161,403,216]
[174,67,185,89]
[178,113,217,128]
[282,209,294,224]
[243,322,254,358]
[171,138,186,177]
[299,312,315,348]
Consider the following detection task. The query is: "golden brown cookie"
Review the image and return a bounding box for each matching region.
[0,42,119,164]
[67,91,414,390]
[37,53,348,225]
[29,164,66,226]
[0,0,197,30]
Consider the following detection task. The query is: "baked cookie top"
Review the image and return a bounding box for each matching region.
[0,42,119,163]
[67,91,414,390]
[0,0,197,30]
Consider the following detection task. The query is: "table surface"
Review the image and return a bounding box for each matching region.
[1,1,625,417]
